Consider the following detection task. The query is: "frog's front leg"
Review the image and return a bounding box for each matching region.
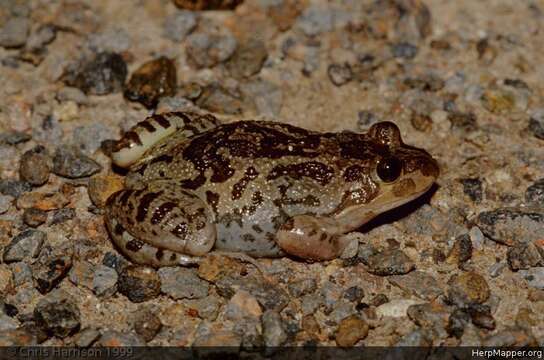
[111,112,220,168]
[275,215,355,261]
[104,180,216,267]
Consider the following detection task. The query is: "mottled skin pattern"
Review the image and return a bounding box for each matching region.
[105,112,439,267]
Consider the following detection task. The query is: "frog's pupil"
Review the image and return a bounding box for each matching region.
[377,156,402,183]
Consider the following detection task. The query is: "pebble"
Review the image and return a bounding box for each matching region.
[481,89,516,114]
[133,308,162,342]
[192,321,241,348]
[52,145,102,179]
[158,267,209,300]
[446,234,473,267]
[31,245,73,294]
[172,0,242,10]
[507,243,543,271]
[0,328,37,346]
[301,293,323,315]
[262,310,287,347]
[185,295,222,320]
[327,63,353,86]
[56,86,88,105]
[87,174,124,208]
[186,31,237,68]
[22,207,48,227]
[447,308,471,339]
[295,5,334,37]
[357,110,380,129]
[410,112,433,132]
[196,83,243,115]
[74,327,100,347]
[19,145,51,186]
[34,289,81,338]
[16,191,70,211]
[26,24,56,51]
[3,229,45,263]
[335,315,369,347]
[525,178,544,206]
[227,38,268,79]
[369,294,389,307]
[50,208,75,225]
[97,330,145,346]
[388,271,443,301]
[446,272,490,307]
[118,265,161,303]
[482,327,537,347]
[448,111,478,132]
[72,123,111,155]
[376,299,424,318]
[241,79,283,117]
[477,208,544,246]
[0,314,18,331]
[0,130,31,145]
[69,261,94,289]
[10,262,33,286]
[343,286,365,303]
[64,52,127,95]
[395,329,432,346]
[469,226,485,251]
[359,246,415,276]
[468,304,496,330]
[519,267,544,290]
[0,194,12,214]
[460,178,483,202]
[488,261,507,278]
[0,179,32,198]
[391,42,418,59]
[102,252,129,274]
[287,278,317,297]
[92,265,118,297]
[124,57,177,109]
[529,108,544,140]
[404,74,445,92]
[0,265,13,294]
[164,10,197,42]
[225,290,262,321]
[86,28,131,53]
[0,16,30,48]
[407,303,450,339]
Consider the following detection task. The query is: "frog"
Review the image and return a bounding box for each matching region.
[105,111,439,267]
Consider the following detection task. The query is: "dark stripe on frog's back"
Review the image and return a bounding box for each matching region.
[180,121,381,184]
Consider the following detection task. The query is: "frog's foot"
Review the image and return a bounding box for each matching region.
[111,111,220,168]
[276,215,352,261]
[104,180,216,267]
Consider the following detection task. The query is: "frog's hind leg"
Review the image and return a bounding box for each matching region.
[111,111,220,168]
[275,215,354,261]
[104,180,216,267]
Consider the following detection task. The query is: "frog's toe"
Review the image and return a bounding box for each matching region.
[276,215,351,261]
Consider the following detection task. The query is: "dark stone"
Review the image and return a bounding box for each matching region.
[447,308,470,338]
[102,252,128,273]
[118,265,161,303]
[477,208,544,246]
[358,246,415,276]
[173,0,243,10]
[64,52,127,95]
[0,179,32,198]
[32,245,73,294]
[327,63,353,86]
[369,294,389,307]
[2,303,18,317]
[22,207,48,227]
[50,208,76,225]
[525,179,544,206]
[507,243,543,271]
[468,304,496,330]
[448,112,478,132]
[447,234,473,267]
[460,178,483,202]
[287,278,317,297]
[404,74,444,92]
[391,42,418,59]
[529,115,544,140]
[343,286,365,303]
[124,57,177,108]
[34,290,81,339]
[195,83,243,115]
[52,145,102,179]
[133,308,162,342]
[0,131,31,145]
[215,275,289,311]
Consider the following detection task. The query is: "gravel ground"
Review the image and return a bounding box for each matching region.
[0,0,543,348]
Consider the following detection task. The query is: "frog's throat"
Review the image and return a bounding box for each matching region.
[333,172,436,233]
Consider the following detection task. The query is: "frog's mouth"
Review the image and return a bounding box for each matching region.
[333,170,437,232]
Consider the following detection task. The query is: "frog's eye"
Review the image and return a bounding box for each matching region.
[377,156,402,183]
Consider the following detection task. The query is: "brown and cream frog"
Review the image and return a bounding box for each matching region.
[105,112,439,267]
